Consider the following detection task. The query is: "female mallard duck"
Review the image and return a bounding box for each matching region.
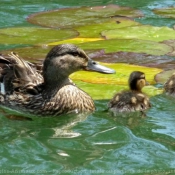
[0,44,115,116]
[108,71,151,113]
[164,73,175,95]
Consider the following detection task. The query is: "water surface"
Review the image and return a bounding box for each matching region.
[0,0,175,174]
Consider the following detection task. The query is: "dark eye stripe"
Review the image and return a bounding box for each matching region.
[138,77,145,80]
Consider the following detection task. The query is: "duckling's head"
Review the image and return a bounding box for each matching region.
[129,71,146,92]
[43,44,115,85]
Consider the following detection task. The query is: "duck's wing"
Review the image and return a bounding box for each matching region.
[0,52,43,95]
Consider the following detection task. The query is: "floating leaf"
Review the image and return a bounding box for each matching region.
[73,63,163,100]
[155,70,175,84]
[74,81,162,100]
[0,27,78,45]
[27,5,143,28]
[77,39,172,55]
[2,38,172,64]
[70,63,162,85]
[162,40,175,56]
[48,38,172,56]
[101,25,175,42]
[75,17,140,38]
[153,7,175,18]
[0,46,52,62]
[48,37,103,46]
[47,18,140,45]
[88,50,175,69]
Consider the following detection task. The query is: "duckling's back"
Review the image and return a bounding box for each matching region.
[164,74,175,95]
[108,91,151,113]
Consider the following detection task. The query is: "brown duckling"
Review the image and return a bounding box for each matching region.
[108,71,151,113]
[0,44,115,116]
[164,73,175,95]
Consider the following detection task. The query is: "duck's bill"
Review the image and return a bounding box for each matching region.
[84,59,116,74]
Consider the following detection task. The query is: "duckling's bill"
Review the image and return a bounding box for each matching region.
[84,59,116,74]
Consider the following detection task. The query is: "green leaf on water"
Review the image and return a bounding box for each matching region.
[75,81,162,100]
[70,63,162,85]
[73,63,163,100]
[77,39,172,55]
[153,7,175,18]
[155,69,175,84]
[1,46,52,62]
[162,40,175,56]
[101,25,175,42]
[0,27,78,45]
[75,17,140,38]
[48,38,172,56]
[27,5,143,28]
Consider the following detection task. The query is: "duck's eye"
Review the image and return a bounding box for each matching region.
[92,61,97,65]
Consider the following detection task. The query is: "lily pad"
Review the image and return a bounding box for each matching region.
[0,27,78,45]
[0,46,52,62]
[70,63,162,85]
[27,5,143,28]
[153,7,175,18]
[2,38,173,64]
[74,81,162,100]
[77,39,172,56]
[101,25,175,42]
[88,50,175,69]
[72,63,163,99]
[162,40,175,56]
[48,38,172,56]
[75,17,141,38]
[47,37,103,46]
[155,69,175,84]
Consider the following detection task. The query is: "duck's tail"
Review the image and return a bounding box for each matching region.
[0,52,43,95]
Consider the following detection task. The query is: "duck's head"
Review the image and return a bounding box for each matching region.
[129,71,147,92]
[43,44,115,84]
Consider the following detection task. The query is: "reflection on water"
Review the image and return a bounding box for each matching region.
[1,0,175,174]
[1,95,175,174]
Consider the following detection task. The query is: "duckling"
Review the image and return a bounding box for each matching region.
[164,73,175,95]
[108,71,151,113]
[0,44,115,116]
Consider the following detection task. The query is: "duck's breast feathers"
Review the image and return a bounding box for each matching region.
[108,91,150,112]
[0,52,43,95]
[26,84,95,116]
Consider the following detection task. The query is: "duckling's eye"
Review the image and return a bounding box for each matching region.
[140,74,145,79]
[138,77,145,80]
[71,52,79,57]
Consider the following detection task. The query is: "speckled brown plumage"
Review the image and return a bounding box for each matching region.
[0,44,115,116]
[164,73,175,95]
[108,71,151,113]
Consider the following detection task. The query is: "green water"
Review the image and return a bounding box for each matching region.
[1,0,175,174]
